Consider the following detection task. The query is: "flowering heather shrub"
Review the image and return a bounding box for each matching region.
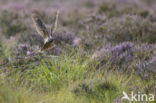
[92,42,135,66]
[92,42,155,78]
[17,31,43,46]
[13,31,80,57]
[119,5,150,18]
[91,44,111,60]
[148,56,156,73]
[98,2,116,14]
[132,44,156,78]
[111,42,134,63]
[12,43,39,57]
[0,0,30,11]
[0,10,27,38]
[99,15,156,43]
[98,1,151,18]
[53,33,81,46]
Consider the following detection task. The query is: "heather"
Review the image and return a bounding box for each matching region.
[0,0,155,103]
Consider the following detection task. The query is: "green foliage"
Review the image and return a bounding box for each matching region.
[0,83,37,103]
[0,52,150,103]
[22,54,89,90]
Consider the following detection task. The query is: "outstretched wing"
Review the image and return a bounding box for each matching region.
[32,13,49,40]
[50,10,60,36]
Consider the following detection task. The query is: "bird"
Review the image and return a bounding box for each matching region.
[31,10,59,51]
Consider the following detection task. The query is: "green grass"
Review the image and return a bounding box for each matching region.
[0,51,151,103]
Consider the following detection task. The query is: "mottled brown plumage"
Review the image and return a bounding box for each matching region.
[31,13,49,40]
[40,39,56,51]
[32,10,59,51]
